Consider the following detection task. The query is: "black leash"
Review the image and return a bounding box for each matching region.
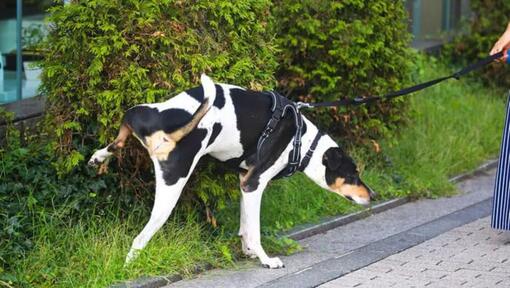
[296,51,505,109]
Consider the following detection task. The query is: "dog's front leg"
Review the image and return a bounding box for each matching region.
[125,160,186,263]
[240,181,285,269]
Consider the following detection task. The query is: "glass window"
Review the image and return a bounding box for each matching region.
[406,0,471,50]
[0,0,51,104]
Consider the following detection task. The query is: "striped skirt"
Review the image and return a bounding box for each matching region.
[492,95,510,230]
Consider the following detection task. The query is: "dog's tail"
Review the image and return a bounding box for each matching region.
[166,74,216,142]
[201,73,216,106]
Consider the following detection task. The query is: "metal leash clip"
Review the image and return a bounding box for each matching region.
[296,102,312,109]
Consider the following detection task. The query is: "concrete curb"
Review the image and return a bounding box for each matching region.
[282,198,409,241]
[110,159,498,288]
[282,158,498,241]
[448,159,498,183]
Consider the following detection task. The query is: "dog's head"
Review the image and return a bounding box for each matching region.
[322,147,375,206]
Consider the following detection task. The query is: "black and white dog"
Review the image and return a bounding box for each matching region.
[88,74,374,268]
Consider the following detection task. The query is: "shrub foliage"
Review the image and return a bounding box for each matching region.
[39,0,413,216]
[36,0,416,218]
[273,0,413,142]
[445,0,510,88]
[40,0,278,215]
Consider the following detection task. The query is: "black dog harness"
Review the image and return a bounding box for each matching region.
[256,92,322,178]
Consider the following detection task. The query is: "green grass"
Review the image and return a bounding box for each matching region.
[380,56,505,198]
[8,55,507,287]
[13,212,225,287]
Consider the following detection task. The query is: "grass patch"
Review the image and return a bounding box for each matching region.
[12,212,225,287]
[7,55,506,287]
[380,56,505,197]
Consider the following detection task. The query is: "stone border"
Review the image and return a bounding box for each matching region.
[111,159,498,288]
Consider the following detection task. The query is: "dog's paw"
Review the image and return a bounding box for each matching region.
[124,249,139,265]
[88,157,100,167]
[261,257,285,269]
[88,149,111,167]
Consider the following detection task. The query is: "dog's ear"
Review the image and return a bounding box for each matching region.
[322,148,343,170]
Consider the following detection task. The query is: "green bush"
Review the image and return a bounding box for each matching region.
[272,0,413,143]
[40,0,278,215]
[36,0,415,226]
[444,0,510,88]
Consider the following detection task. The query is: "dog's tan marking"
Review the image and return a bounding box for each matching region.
[168,99,210,142]
[328,177,345,190]
[114,124,132,148]
[329,177,370,200]
[341,184,370,199]
[145,131,177,161]
[144,99,211,161]
[240,167,255,188]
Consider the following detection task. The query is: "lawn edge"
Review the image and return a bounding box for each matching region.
[112,158,498,288]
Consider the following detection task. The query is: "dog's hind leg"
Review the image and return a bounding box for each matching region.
[125,159,187,263]
[88,124,131,166]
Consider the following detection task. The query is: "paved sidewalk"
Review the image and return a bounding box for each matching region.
[165,168,497,288]
[321,217,510,288]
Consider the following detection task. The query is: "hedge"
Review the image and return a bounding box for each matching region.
[40,0,278,212]
[39,0,412,218]
[273,0,413,142]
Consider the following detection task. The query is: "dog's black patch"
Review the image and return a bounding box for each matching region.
[186,86,204,102]
[123,106,192,142]
[159,128,208,186]
[214,85,225,109]
[229,89,312,191]
[323,147,359,186]
[207,122,222,147]
[241,114,297,192]
[230,88,273,160]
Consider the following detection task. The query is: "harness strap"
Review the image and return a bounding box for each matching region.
[298,130,323,172]
[278,104,303,177]
[256,92,283,161]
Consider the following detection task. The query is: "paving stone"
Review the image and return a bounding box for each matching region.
[324,217,510,288]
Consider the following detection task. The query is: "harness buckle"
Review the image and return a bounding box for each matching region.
[353,97,366,103]
[296,102,311,109]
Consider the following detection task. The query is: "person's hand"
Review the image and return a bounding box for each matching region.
[490,22,510,62]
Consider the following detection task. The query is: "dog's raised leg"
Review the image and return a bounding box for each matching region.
[125,159,187,263]
[88,124,131,166]
[239,173,285,269]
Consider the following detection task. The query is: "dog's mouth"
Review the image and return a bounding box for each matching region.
[336,182,376,206]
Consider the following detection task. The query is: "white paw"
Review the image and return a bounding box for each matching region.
[88,149,110,166]
[261,257,285,269]
[125,249,139,265]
